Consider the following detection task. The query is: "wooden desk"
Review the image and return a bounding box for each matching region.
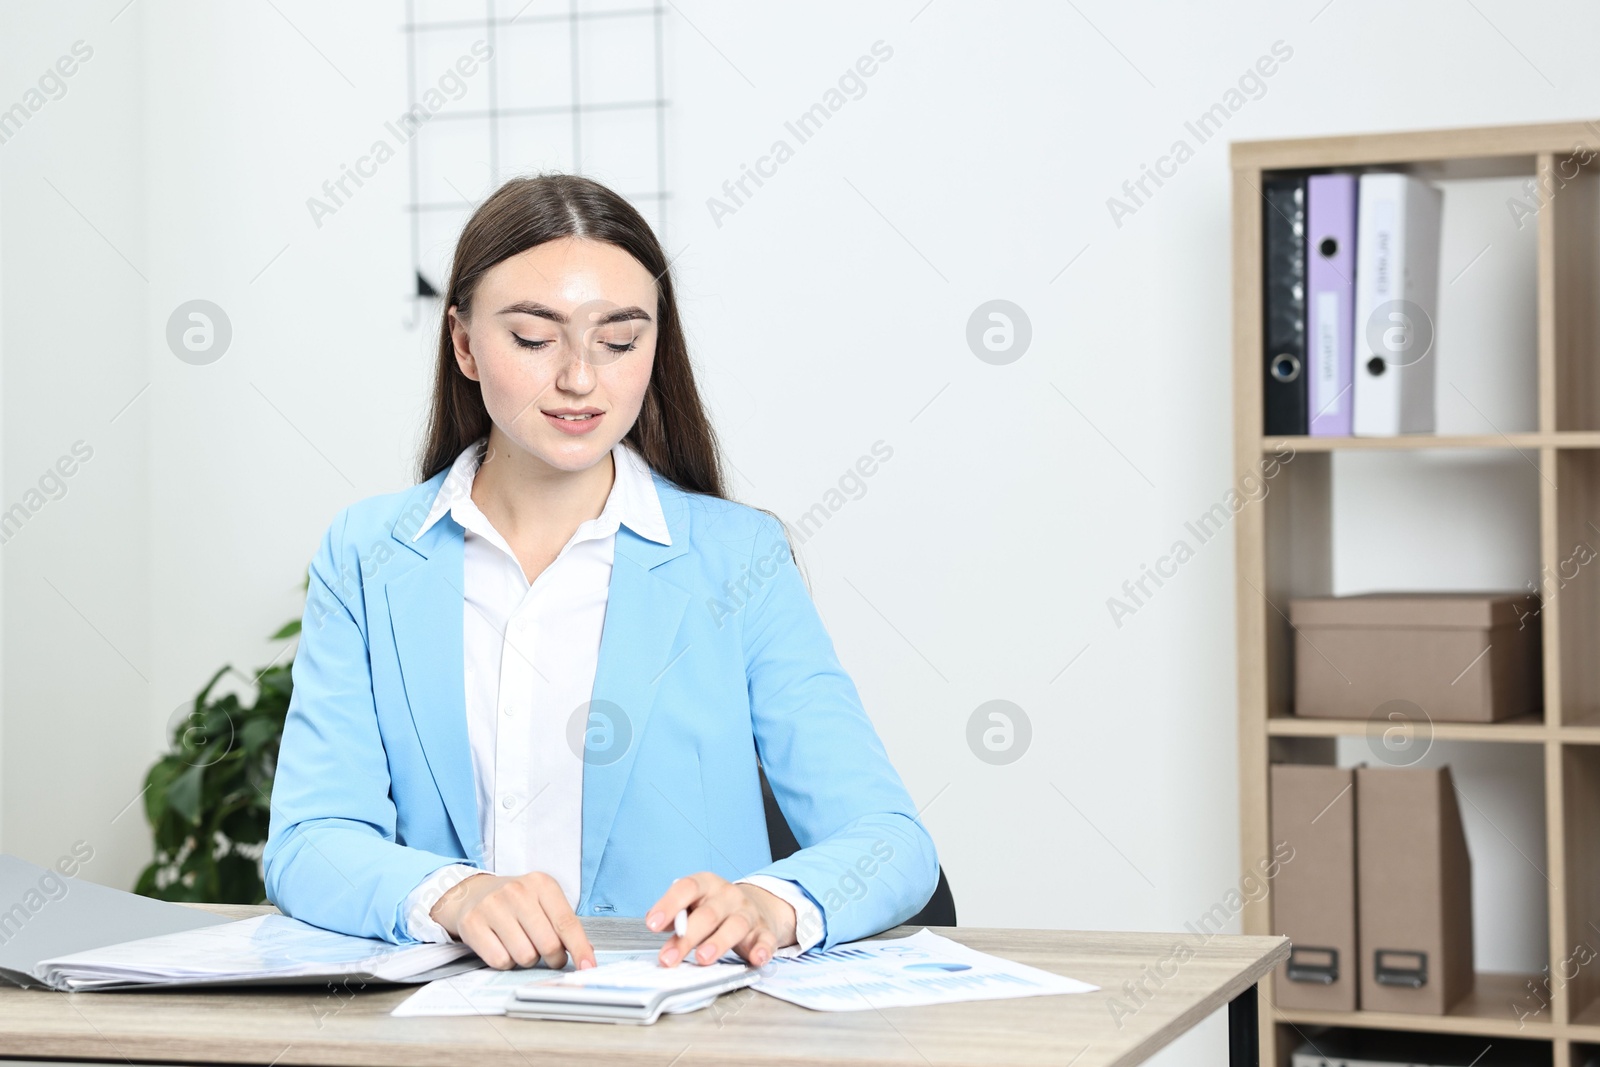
[0,905,1287,1067]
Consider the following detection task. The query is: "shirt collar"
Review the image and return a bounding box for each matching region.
[410,436,671,547]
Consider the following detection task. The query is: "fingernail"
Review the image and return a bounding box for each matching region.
[660,950,678,966]
[579,958,594,970]
[646,911,661,929]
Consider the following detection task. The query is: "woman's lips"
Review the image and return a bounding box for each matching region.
[543,410,605,436]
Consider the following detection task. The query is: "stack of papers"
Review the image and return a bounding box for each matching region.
[505,958,757,1024]
[36,914,477,992]
[753,928,1098,1010]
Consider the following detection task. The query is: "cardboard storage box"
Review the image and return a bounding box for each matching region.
[1270,764,1358,1011]
[1289,592,1540,722]
[1356,765,1474,1014]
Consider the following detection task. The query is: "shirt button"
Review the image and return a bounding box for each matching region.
[501,795,516,810]
[502,703,514,717]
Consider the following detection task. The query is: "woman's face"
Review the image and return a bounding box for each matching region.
[448,236,658,473]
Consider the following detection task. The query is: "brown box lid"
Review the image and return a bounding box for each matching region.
[1289,592,1538,630]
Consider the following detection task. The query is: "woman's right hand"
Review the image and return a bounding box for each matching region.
[429,871,596,971]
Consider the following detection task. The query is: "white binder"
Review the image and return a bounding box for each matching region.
[1352,172,1443,435]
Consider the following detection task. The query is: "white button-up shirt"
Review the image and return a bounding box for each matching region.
[398,436,823,955]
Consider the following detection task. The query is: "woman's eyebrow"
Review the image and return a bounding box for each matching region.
[598,306,653,325]
[497,300,564,323]
[497,300,653,325]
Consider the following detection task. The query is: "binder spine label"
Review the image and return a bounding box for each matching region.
[1313,291,1342,414]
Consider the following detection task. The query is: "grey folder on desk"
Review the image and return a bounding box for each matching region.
[0,854,231,989]
[1,854,479,992]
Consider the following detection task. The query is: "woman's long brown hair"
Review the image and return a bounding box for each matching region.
[416,173,727,501]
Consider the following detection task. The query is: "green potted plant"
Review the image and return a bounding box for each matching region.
[134,577,305,903]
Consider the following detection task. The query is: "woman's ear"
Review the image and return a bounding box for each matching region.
[447,305,480,381]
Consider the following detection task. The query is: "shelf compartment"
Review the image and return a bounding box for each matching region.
[1560,746,1600,1028]
[1272,972,1550,1037]
[1255,160,1539,440]
[1548,451,1600,725]
[1543,151,1600,434]
[1258,449,1543,736]
[1326,448,1540,590]
[1250,453,1333,721]
[1266,741,1550,1031]
[1276,1024,1554,1067]
[1276,1024,1553,1067]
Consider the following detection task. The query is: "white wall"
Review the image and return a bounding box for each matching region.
[5,2,1599,1061]
[1,2,150,888]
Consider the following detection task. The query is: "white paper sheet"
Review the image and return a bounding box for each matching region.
[751,928,1098,1011]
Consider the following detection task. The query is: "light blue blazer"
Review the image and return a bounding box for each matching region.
[263,462,939,948]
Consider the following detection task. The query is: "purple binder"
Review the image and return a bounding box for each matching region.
[1307,174,1357,436]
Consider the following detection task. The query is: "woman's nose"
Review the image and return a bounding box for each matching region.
[555,347,597,391]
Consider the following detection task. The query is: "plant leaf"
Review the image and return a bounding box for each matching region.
[240,721,280,761]
[167,764,204,825]
[147,757,194,829]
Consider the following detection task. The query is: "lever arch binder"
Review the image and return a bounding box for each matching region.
[1307,173,1357,436]
[1263,174,1309,436]
[1351,172,1443,436]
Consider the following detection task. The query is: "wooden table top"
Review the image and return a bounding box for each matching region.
[0,904,1287,1067]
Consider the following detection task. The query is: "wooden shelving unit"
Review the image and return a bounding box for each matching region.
[1233,120,1600,1067]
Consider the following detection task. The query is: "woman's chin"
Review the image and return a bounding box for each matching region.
[526,433,617,473]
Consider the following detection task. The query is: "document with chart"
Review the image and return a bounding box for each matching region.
[752,928,1097,1011]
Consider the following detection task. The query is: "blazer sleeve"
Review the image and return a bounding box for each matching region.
[737,512,940,948]
[263,509,475,943]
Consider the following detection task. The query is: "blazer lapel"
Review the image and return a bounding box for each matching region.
[579,474,691,904]
[386,475,483,866]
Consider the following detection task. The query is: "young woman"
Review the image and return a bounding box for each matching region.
[263,174,938,972]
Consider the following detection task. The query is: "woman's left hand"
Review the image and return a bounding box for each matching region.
[646,872,797,967]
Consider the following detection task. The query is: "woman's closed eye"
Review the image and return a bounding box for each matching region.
[510,333,553,351]
[592,326,640,355]
[512,333,637,354]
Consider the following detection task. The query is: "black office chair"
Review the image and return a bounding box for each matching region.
[758,763,956,928]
